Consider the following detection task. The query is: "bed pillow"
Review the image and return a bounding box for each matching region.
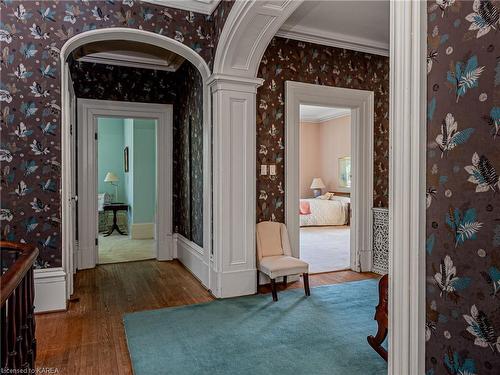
[317,192,335,200]
[299,201,311,215]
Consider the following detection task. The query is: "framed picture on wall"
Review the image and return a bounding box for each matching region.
[124,146,129,173]
[338,156,351,188]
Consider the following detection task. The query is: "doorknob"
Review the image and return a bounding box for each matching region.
[70,196,78,202]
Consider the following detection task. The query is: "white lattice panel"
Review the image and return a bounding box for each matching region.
[372,208,389,275]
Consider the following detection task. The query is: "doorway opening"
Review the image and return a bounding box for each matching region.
[298,105,352,274]
[97,116,157,264]
[76,99,172,269]
[285,82,374,275]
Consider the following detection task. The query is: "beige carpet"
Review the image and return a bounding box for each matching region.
[300,226,350,273]
[98,234,155,264]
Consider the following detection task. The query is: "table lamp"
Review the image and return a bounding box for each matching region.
[104,172,119,202]
[310,177,325,198]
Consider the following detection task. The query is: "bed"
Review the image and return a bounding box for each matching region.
[299,194,350,227]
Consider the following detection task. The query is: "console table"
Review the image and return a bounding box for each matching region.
[103,203,128,236]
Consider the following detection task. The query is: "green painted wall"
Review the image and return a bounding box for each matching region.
[122,119,156,225]
[132,119,156,224]
[98,118,156,227]
[97,117,125,202]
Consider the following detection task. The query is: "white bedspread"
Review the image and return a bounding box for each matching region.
[300,196,350,227]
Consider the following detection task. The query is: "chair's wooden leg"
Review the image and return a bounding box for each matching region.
[256,270,259,294]
[303,273,311,296]
[270,279,278,301]
[283,276,287,286]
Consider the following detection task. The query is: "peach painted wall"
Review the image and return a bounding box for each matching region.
[299,122,321,198]
[299,116,351,198]
[319,116,351,192]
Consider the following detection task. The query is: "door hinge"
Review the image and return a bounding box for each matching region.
[95,132,98,140]
[95,238,98,246]
[70,124,73,135]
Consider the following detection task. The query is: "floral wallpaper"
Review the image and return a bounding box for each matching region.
[211,0,234,58]
[0,0,234,267]
[256,37,390,222]
[68,58,178,103]
[425,1,500,374]
[173,61,204,247]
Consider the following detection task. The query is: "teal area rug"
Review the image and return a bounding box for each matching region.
[124,279,387,375]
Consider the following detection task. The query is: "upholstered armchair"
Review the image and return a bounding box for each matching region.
[256,221,310,301]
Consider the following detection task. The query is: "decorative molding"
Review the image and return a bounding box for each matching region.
[388,1,427,374]
[34,268,67,313]
[78,51,184,72]
[208,74,264,93]
[372,208,389,275]
[213,0,304,77]
[276,24,389,57]
[141,0,221,15]
[130,223,155,239]
[174,234,209,288]
[60,28,211,81]
[300,110,351,124]
[284,81,374,273]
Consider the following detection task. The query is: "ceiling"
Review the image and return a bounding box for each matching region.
[300,105,350,123]
[277,0,390,56]
[73,40,185,72]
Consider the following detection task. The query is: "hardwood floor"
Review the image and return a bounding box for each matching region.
[36,260,379,374]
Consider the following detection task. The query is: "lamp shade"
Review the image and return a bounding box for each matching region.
[310,178,325,190]
[104,172,119,183]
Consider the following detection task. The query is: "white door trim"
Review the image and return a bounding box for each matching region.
[284,81,374,272]
[76,99,173,268]
[388,1,426,374]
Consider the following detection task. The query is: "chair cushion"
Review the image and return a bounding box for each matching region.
[258,255,309,279]
[256,222,284,258]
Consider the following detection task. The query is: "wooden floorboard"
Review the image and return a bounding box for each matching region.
[36,260,379,374]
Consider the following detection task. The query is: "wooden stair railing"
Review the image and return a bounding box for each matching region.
[1,241,39,371]
[367,274,388,361]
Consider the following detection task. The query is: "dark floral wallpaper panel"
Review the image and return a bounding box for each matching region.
[425,0,500,374]
[256,37,390,222]
[0,0,233,266]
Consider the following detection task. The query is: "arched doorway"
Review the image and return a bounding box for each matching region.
[60,28,212,298]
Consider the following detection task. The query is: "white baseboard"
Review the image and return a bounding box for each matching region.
[174,234,209,288]
[34,268,67,313]
[130,223,154,239]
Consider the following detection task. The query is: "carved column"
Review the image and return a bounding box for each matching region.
[209,74,263,298]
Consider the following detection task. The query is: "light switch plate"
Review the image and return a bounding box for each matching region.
[269,164,276,176]
[260,164,267,175]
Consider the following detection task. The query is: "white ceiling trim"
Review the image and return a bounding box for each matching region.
[276,24,389,57]
[77,51,183,72]
[141,0,221,15]
[300,109,351,124]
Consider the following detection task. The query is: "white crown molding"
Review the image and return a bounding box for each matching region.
[276,24,389,57]
[141,0,221,15]
[78,51,183,72]
[301,109,351,123]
